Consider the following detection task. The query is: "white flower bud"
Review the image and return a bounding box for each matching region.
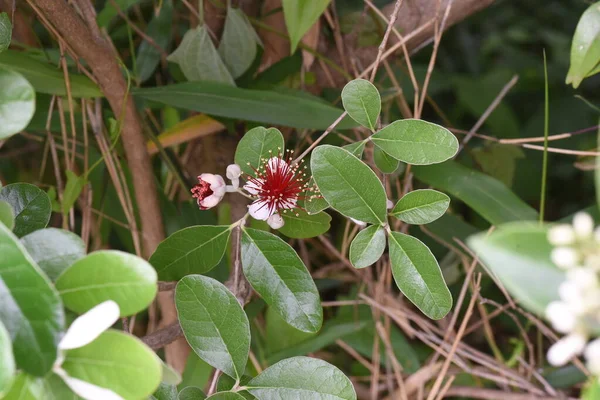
[267,214,285,229]
[566,268,599,290]
[558,281,587,314]
[386,199,394,210]
[551,247,578,269]
[547,333,586,366]
[585,339,600,375]
[573,212,594,238]
[545,301,576,334]
[548,225,575,246]
[226,164,242,180]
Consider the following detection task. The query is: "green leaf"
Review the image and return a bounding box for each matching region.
[219,8,261,78]
[371,119,458,165]
[247,357,356,400]
[41,373,81,400]
[388,231,452,320]
[0,67,35,140]
[178,387,207,400]
[62,330,162,399]
[303,178,329,214]
[136,0,173,83]
[279,210,331,239]
[20,228,85,282]
[468,223,563,316]
[567,3,600,88]
[152,383,178,400]
[55,250,158,317]
[282,0,332,53]
[311,145,387,224]
[471,143,524,187]
[341,79,381,131]
[0,13,11,54]
[0,183,51,237]
[149,226,232,281]
[583,378,600,400]
[342,141,366,158]
[0,200,14,230]
[207,393,246,400]
[175,275,250,380]
[349,225,386,269]
[391,189,450,225]
[1,373,44,400]
[0,223,64,376]
[0,51,101,98]
[0,321,15,396]
[234,127,284,175]
[373,146,399,174]
[62,170,84,216]
[97,0,140,27]
[133,82,357,130]
[241,228,323,333]
[168,26,235,85]
[413,161,538,225]
[161,360,182,386]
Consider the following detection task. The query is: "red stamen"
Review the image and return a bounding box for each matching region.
[191,179,213,210]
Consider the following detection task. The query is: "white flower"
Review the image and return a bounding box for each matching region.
[267,214,285,229]
[54,301,123,400]
[191,173,226,210]
[585,339,600,375]
[551,247,578,269]
[566,268,599,290]
[558,281,586,314]
[547,333,587,366]
[548,224,576,246]
[546,301,577,334]
[573,212,594,238]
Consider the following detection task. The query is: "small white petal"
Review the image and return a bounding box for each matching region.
[558,281,587,314]
[228,178,240,191]
[267,214,285,229]
[212,185,226,197]
[244,180,263,195]
[199,173,218,185]
[585,338,600,360]
[55,369,124,400]
[280,197,297,210]
[350,218,367,227]
[548,225,576,246]
[547,333,586,366]
[199,194,223,209]
[573,212,594,238]
[199,173,226,191]
[566,268,598,289]
[59,301,119,350]
[386,199,394,210]
[249,201,273,220]
[595,227,600,242]
[545,301,576,333]
[267,157,288,174]
[226,164,242,180]
[551,247,578,269]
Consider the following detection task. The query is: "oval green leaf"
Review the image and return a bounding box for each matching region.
[149,225,232,281]
[468,223,563,316]
[390,189,450,225]
[0,321,15,395]
[247,356,356,400]
[0,13,11,54]
[371,119,458,165]
[0,183,51,237]
[1,373,44,400]
[282,0,331,53]
[311,145,387,225]
[136,0,173,83]
[341,79,381,131]
[62,330,162,400]
[207,393,246,400]
[0,200,14,230]
[388,231,452,320]
[0,223,64,376]
[349,225,386,269]
[241,228,323,333]
[55,250,158,317]
[342,141,366,159]
[20,228,85,282]
[175,275,250,380]
[219,8,261,79]
[279,209,331,239]
[0,67,35,140]
[178,386,207,400]
[373,145,399,174]
[234,127,284,175]
[152,383,178,400]
[567,3,600,88]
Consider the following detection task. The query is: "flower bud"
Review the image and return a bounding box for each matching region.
[191,173,226,210]
[547,333,586,366]
[226,164,242,180]
[267,214,285,229]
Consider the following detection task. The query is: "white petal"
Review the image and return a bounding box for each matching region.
[551,247,578,269]
[267,214,285,229]
[248,201,273,220]
[59,301,119,350]
[199,173,226,191]
[267,156,287,173]
[585,338,600,360]
[280,197,297,210]
[244,179,263,195]
[548,225,575,246]
[199,173,218,185]
[547,333,586,366]
[386,199,394,210]
[55,369,124,400]
[226,164,242,180]
[545,301,576,333]
[566,268,598,289]
[573,212,594,238]
[199,193,223,209]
